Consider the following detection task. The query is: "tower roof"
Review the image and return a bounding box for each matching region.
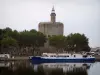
[51,6,55,13]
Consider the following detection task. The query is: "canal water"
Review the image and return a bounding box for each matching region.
[0,61,100,75]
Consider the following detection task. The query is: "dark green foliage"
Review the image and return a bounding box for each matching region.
[49,33,90,52]
[19,30,46,47]
[66,33,90,52]
[0,29,3,40]
[0,27,90,52]
[49,35,66,51]
[1,37,17,47]
[0,27,46,50]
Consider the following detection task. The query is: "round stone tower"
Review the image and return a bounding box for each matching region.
[38,7,64,37]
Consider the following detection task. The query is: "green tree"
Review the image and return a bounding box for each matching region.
[49,35,66,51]
[0,29,3,40]
[30,29,37,33]
[7,30,20,41]
[36,32,47,47]
[66,33,90,52]
[49,33,90,52]
[19,30,46,48]
[2,27,13,38]
[1,37,17,47]
[0,29,3,52]
[3,27,12,32]
[0,27,47,55]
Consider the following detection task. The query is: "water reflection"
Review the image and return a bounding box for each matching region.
[0,61,95,75]
[0,61,10,67]
[38,63,91,72]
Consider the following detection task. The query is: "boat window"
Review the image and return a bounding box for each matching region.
[64,56,68,57]
[57,55,69,57]
[62,55,68,57]
[67,56,69,57]
[50,55,56,57]
[42,54,48,57]
[74,55,76,57]
[57,55,60,57]
[83,55,87,58]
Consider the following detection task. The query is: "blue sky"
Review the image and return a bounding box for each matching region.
[0,0,100,47]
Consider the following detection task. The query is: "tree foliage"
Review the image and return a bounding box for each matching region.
[49,33,90,52]
[66,33,90,52]
[0,27,90,52]
[49,35,66,50]
[0,27,47,49]
[1,37,17,47]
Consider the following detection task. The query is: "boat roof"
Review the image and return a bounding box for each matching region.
[42,53,81,55]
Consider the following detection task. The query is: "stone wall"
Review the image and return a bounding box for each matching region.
[39,22,63,36]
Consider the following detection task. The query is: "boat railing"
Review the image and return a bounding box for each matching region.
[42,53,94,58]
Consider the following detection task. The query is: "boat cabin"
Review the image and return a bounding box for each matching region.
[0,54,10,59]
[42,53,93,58]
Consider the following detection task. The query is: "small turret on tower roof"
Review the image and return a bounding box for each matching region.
[52,6,55,13]
[51,6,56,23]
